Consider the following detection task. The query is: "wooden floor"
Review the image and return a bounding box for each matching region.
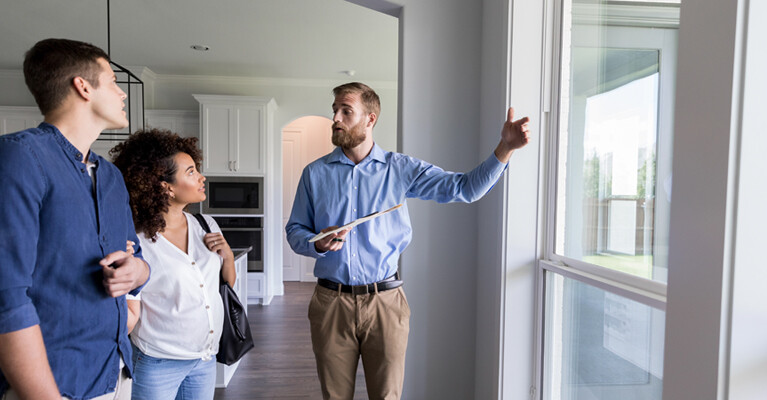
[214,282,368,399]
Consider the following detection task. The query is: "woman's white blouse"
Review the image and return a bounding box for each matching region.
[128,213,224,361]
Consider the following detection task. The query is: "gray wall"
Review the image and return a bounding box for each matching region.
[393,1,483,399]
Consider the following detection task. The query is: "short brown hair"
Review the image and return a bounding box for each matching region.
[23,38,109,115]
[110,128,203,240]
[332,82,381,122]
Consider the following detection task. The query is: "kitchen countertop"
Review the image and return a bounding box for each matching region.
[232,246,252,261]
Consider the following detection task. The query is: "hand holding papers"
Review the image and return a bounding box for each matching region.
[309,204,403,243]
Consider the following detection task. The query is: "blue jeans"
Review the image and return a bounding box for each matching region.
[130,346,216,400]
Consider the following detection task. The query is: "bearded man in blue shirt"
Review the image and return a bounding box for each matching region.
[0,38,150,400]
[286,82,530,400]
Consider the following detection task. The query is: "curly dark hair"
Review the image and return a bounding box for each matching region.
[110,128,203,241]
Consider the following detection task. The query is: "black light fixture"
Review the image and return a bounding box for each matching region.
[98,0,145,141]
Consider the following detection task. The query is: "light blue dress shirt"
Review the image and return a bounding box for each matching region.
[285,143,507,285]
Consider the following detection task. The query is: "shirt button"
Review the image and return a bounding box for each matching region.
[209,330,214,334]
[76,152,82,159]
[191,261,196,265]
[354,186,358,189]
[200,284,204,288]
[206,305,210,309]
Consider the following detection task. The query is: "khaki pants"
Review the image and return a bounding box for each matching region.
[2,358,132,400]
[308,284,411,400]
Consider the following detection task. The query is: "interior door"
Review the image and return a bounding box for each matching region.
[281,117,334,282]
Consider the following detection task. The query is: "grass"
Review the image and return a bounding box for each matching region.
[582,254,654,279]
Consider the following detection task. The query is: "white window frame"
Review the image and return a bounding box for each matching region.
[532,3,679,400]
[502,0,758,398]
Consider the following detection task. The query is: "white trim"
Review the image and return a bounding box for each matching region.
[540,259,666,310]
[572,2,680,28]
[661,0,744,398]
[718,0,750,396]
[345,0,402,17]
[160,73,397,90]
[548,254,667,298]
[0,69,23,78]
[0,67,396,90]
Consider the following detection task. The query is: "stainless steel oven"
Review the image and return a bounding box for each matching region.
[213,216,263,272]
[202,176,263,215]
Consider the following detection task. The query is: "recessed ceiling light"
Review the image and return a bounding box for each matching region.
[341,70,356,77]
[191,44,210,51]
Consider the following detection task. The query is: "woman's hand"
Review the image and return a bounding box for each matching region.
[205,233,237,288]
[203,233,234,262]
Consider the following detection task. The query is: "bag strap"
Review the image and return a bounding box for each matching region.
[193,213,229,287]
[193,213,211,234]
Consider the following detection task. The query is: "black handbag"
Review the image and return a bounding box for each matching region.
[193,213,255,365]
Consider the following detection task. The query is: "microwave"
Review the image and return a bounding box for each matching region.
[201,176,264,215]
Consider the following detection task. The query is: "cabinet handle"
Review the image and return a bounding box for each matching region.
[228,161,233,171]
[234,160,238,171]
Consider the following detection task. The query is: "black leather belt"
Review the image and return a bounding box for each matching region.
[318,273,403,295]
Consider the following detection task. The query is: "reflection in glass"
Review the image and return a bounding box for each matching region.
[554,0,680,283]
[543,273,665,400]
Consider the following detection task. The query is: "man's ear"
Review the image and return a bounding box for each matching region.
[71,76,91,101]
[367,112,377,128]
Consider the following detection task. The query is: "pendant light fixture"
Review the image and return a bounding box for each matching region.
[98,0,145,141]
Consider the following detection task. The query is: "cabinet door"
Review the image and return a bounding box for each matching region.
[201,105,234,175]
[232,105,263,175]
[90,140,122,161]
[0,108,43,135]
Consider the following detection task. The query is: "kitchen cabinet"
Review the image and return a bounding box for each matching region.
[216,248,250,388]
[145,110,199,139]
[193,95,276,176]
[0,106,43,135]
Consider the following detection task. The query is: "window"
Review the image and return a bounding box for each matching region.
[541,1,680,398]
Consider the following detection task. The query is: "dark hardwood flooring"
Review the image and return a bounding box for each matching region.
[214,282,368,399]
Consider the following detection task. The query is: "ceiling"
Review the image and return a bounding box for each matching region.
[0,0,398,81]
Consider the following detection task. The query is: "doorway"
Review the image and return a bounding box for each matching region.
[282,116,335,282]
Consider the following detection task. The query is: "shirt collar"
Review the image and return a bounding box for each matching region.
[326,143,387,166]
[39,122,100,166]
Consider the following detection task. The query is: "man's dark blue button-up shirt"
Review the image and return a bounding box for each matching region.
[0,123,147,400]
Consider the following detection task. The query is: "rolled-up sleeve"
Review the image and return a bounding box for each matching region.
[285,168,325,259]
[0,138,46,334]
[405,152,508,203]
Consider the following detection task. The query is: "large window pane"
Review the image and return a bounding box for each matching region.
[543,272,665,400]
[554,0,679,283]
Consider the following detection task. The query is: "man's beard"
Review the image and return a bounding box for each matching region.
[332,119,366,149]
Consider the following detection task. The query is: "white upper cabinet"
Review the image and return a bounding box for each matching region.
[193,95,276,176]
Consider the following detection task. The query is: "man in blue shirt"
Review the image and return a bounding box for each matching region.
[0,38,150,400]
[286,82,530,399]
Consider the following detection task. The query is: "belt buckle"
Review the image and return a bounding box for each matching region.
[351,284,369,295]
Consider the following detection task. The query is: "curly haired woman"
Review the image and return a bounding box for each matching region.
[111,128,236,400]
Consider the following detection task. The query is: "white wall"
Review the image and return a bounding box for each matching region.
[149,75,399,153]
[728,1,767,398]
[0,71,398,153]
